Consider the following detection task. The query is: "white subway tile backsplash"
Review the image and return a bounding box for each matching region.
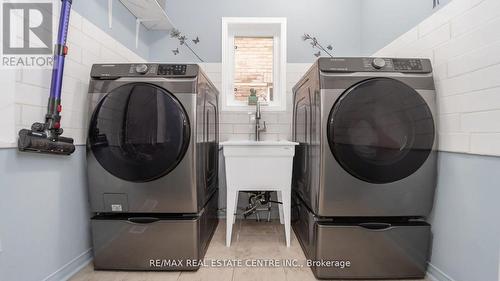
[61,75,84,97]
[376,0,500,156]
[220,133,251,141]
[220,112,252,124]
[264,124,289,134]
[470,133,500,156]
[67,43,83,64]
[447,40,500,77]
[219,124,234,134]
[438,95,460,114]
[15,83,47,106]
[60,109,86,129]
[433,63,448,81]
[461,110,500,133]
[438,133,470,153]
[21,69,51,89]
[67,29,100,56]
[15,69,22,82]
[260,113,279,124]
[434,16,500,65]
[81,19,116,49]
[14,104,22,125]
[414,23,451,54]
[69,11,83,30]
[64,59,92,81]
[258,133,280,141]
[233,124,255,134]
[99,46,127,63]
[439,114,461,133]
[20,105,46,126]
[450,0,500,37]
[458,87,500,113]
[439,63,500,96]
[278,112,291,124]
[81,49,101,67]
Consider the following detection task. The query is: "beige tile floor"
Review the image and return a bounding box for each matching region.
[70,220,429,281]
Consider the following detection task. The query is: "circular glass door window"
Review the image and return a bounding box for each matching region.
[88,82,190,182]
[327,78,435,184]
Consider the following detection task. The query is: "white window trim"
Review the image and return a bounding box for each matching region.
[221,17,287,112]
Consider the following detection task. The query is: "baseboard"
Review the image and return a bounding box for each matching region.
[42,248,93,281]
[427,263,456,281]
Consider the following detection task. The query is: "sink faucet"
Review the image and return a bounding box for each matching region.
[255,101,266,141]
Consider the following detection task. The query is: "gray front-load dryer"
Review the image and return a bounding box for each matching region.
[87,63,218,214]
[292,57,438,218]
[292,57,437,279]
[86,63,219,270]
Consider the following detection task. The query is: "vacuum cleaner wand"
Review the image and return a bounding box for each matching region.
[18,0,75,155]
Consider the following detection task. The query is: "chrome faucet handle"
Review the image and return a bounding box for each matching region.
[259,121,267,132]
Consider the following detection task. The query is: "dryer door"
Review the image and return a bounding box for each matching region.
[327,78,435,184]
[89,82,190,182]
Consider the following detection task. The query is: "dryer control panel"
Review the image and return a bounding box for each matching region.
[318,57,432,73]
[90,63,199,79]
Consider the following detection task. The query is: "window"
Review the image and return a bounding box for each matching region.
[222,18,286,111]
[234,37,274,104]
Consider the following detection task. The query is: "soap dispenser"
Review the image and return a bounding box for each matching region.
[248,88,258,105]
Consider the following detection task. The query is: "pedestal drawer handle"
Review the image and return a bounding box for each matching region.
[128,217,160,224]
[358,222,392,231]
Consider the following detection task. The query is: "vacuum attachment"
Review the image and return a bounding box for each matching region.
[18,122,75,155]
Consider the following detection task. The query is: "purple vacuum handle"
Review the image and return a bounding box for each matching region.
[49,0,71,100]
[46,0,72,134]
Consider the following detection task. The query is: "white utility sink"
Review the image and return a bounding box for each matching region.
[221,140,298,247]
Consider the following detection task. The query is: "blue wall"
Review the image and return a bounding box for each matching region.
[149,0,363,63]
[429,152,500,281]
[71,0,454,62]
[0,147,91,281]
[360,0,452,55]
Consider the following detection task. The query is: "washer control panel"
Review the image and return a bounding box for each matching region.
[393,58,424,71]
[157,64,187,75]
[91,63,198,79]
[319,57,432,73]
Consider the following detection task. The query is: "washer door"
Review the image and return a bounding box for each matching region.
[327,78,435,184]
[89,82,190,182]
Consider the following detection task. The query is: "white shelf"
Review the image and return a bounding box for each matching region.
[109,0,174,48]
[119,0,174,30]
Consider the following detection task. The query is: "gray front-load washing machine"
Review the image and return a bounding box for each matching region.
[292,57,437,279]
[87,63,219,270]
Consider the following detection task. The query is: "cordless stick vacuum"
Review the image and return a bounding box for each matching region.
[18,0,75,155]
